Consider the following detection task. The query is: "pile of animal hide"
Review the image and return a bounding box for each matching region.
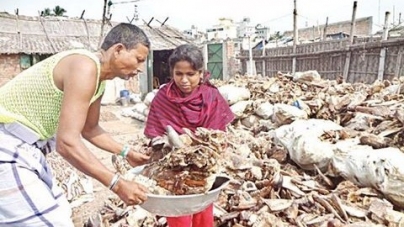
[46,152,94,209]
[138,126,222,195]
[83,70,404,227]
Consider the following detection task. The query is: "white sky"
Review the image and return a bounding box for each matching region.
[1,0,403,33]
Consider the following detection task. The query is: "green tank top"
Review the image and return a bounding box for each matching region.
[0,49,106,140]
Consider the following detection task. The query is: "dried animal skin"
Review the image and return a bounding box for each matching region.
[139,127,222,195]
[141,145,219,195]
[261,198,293,212]
[88,72,404,227]
[125,173,169,195]
[359,133,391,149]
[47,152,94,207]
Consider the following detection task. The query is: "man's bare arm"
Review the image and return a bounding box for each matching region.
[82,96,122,154]
[55,55,114,187]
[82,93,150,167]
[55,55,148,205]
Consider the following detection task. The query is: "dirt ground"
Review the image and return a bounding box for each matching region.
[71,104,146,226]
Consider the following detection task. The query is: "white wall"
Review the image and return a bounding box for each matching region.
[101,78,126,105]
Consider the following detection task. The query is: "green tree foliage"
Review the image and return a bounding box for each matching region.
[53,6,67,16]
[41,6,67,16]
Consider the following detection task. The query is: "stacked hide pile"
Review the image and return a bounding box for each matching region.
[84,71,404,227]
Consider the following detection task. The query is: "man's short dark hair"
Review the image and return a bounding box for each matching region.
[101,23,151,51]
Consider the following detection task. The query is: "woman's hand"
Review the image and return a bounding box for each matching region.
[126,150,150,167]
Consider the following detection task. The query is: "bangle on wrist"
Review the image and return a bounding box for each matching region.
[108,173,120,190]
[119,144,130,159]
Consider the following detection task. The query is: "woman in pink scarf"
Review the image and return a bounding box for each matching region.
[144,44,234,227]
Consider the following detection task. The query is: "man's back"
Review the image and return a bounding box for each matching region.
[0,49,105,140]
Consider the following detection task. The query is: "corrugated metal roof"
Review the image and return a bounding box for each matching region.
[0,12,191,54]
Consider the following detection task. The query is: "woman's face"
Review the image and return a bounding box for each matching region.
[172,60,202,96]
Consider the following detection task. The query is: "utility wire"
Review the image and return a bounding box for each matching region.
[260,13,293,25]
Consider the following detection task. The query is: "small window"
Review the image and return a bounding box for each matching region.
[20,55,32,69]
[20,54,51,70]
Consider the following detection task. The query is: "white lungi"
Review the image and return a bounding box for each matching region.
[0,124,74,227]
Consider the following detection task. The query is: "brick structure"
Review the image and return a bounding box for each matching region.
[224,40,242,77]
[283,16,373,40]
[0,54,20,87]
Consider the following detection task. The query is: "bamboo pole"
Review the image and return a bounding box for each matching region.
[323,17,329,41]
[377,11,390,80]
[292,0,298,74]
[99,0,108,48]
[394,51,402,78]
[262,39,266,76]
[342,1,357,82]
[248,35,253,75]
